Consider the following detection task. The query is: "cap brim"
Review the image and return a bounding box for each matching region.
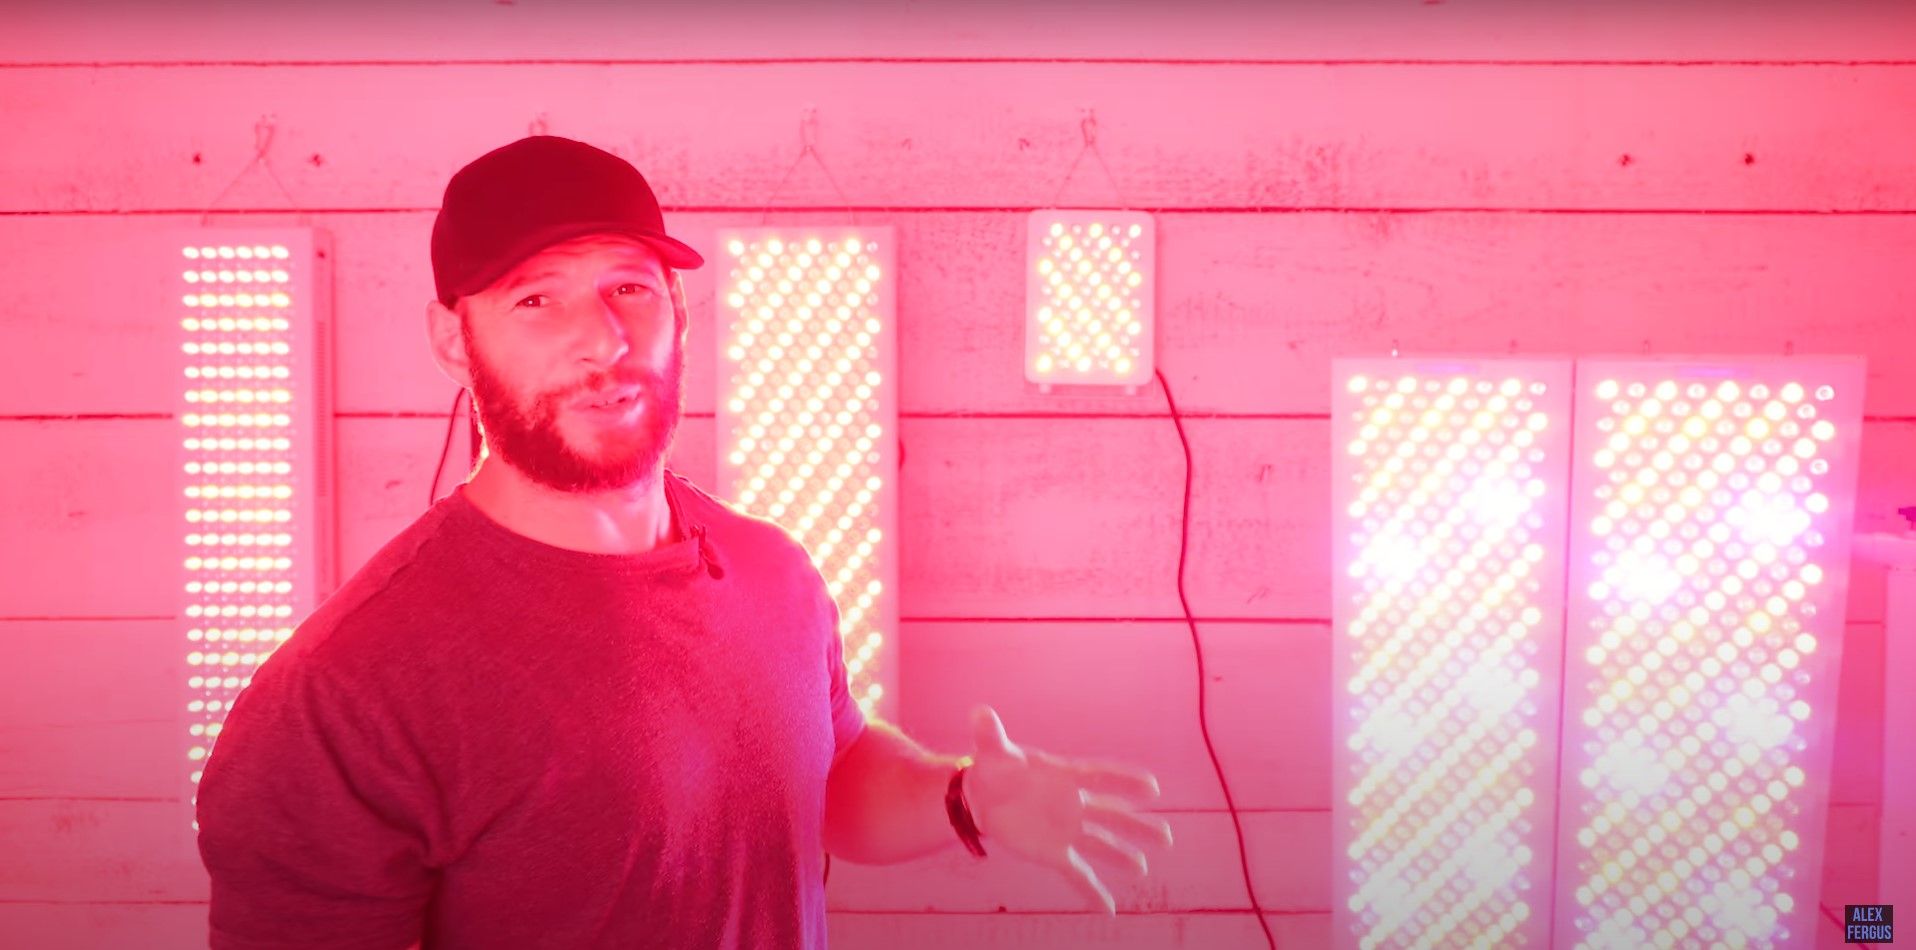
[448,221,705,304]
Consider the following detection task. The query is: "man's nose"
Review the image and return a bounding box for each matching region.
[577,297,631,367]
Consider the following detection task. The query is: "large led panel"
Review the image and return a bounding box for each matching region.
[1555,358,1866,949]
[1331,358,1574,949]
[714,228,898,721]
[176,228,336,827]
[1024,210,1154,391]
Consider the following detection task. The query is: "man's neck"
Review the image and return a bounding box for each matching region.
[462,458,677,555]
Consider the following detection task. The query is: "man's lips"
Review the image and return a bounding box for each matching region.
[574,385,644,411]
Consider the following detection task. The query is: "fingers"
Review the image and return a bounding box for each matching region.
[1059,847,1116,917]
[1076,824,1150,879]
[1084,794,1176,850]
[1070,760,1161,802]
[970,705,1016,757]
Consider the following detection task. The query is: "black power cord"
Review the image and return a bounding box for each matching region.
[428,389,467,510]
[1156,368,1277,950]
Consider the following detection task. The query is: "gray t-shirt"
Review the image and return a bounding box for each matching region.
[197,471,868,949]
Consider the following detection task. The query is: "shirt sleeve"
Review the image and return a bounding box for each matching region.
[195,653,435,950]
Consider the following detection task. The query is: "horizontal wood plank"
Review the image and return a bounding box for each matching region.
[828,811,1325,914]
[894,622,1330,813]
[826,910,1329,950]
[5,64,1916,213]
[2,417,1906,623]
[10,2,1916,65]
[0,423,179,617]
[0,797,1876,934]
[0,416,713,618]
[894,417,1913,623]
[0,799,203,903]
[0,902,1329,950]
[0,621,179,800]
[4,615,1885,809]
[0,902,206,950]
[0,620,1337,810]
[5,212,1916,419]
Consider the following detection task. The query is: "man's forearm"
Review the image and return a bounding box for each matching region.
[822,719,966,865]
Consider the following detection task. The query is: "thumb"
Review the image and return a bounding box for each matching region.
[971,705,1014,757]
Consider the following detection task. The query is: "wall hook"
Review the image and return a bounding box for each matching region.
[800,105,820,152]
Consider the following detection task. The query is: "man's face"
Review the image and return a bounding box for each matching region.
[457,235,686,493]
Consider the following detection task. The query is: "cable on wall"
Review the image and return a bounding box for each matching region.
[428,388,467,509]
[1157,367,1278,950]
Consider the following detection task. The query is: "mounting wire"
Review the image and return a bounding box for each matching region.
[1045,108,1129,210]
[199,115,309,226]
[427,388,468,510]
[1155,368,1278,950]
[760,106,858,225]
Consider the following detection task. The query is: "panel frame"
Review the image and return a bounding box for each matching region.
[712,226,900,723]
[1023,208,1156,392]
[171,226,337,841]
[1329,355,1576,949]
[1553,355,1868,948]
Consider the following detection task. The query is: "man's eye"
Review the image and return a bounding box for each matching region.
[614,283,655,296]
[515,294,550,309]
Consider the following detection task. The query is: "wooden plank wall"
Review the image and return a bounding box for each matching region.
[2,5,1912,948]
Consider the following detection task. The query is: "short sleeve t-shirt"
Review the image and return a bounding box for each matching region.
[196,472,868,950]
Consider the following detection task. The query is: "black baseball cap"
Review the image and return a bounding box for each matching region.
[430,135,704,306]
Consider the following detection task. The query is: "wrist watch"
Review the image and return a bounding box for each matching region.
[945,757,987,859]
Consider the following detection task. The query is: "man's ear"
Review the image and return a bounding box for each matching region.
[669,270,690,344]
[426,297,474,389]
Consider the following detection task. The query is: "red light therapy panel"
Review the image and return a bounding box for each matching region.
[176,229,336,826]
[714,228,898,720]
[1024,210,1154,390]
[1555,358,1865,949]
[1331,358,1574,949]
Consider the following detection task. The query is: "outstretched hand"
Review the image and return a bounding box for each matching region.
[961,705,1174,915]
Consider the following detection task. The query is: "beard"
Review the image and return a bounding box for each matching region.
[463,323,684,494]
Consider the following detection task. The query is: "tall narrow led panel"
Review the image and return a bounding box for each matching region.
[1025,210,1153,390]
[176,229,336,826]
[1331,358,1573,949]
[1554,358,1865,949]
[715,228,897,720]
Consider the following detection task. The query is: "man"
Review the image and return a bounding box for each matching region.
[195,136,1172,949]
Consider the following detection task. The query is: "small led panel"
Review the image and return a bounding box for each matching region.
[176,229,336,828]
[1024,210,1154,390]
[1331,358,1574,950]
[1555,358,1865,949]
[714,228,898,721]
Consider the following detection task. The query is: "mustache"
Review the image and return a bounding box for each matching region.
[547,367,667,404]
